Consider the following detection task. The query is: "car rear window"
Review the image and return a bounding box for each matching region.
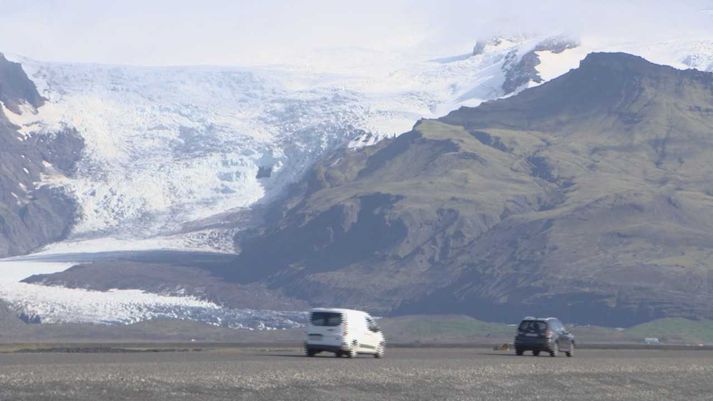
[518,320,547,333]
[310,312,343,326]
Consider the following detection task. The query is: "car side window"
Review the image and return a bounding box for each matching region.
[549,320,562,332]
[555,320,565,332]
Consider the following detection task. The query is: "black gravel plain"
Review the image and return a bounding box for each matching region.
[0,347,712,400]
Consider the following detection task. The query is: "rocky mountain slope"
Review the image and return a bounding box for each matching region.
[0,53,83,258]
[217,53,713,326]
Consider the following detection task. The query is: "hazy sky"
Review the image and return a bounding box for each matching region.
[1,0,712,66]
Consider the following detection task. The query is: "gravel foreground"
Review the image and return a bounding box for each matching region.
[0,348,712,400]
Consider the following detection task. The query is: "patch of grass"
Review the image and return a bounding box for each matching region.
[381,315,713,345]
[380,315,514,343]
[625,318,713,344]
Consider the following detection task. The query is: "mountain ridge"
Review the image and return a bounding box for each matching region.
[215,52,713,325]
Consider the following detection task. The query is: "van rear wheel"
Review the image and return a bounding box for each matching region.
[347,348,357,358]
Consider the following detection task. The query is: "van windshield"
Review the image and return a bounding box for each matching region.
[518,320,547,333]
[310,312,343,326]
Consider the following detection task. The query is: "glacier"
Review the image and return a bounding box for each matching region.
[0,282,307,328]
[2,34,713,327]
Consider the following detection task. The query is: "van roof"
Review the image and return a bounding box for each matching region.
[521,317,559,322]
[310,307,368,315]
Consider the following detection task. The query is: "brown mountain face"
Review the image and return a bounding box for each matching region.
[0,53,83,257]
[219,52,713,326]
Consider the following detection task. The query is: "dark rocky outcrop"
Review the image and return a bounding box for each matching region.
[0,53,83,257]
[501,36,579,94]
[23,250,307,311]
[0,53,45,113]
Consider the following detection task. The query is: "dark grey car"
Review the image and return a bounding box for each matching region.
[514,317,575,357]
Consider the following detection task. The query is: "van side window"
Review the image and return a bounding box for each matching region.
[366,317,380,332]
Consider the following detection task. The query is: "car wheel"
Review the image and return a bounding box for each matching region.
[334,351,343,357]
[550,342,559,357]
[306,349,316,357]
[566,343,574,357]
[515,348,523,356]
[347,347,357,358]
[532,350,540,356]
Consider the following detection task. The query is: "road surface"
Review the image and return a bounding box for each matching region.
[0,347,710,400]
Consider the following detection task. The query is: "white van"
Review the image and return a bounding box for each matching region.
[304,308,385,358]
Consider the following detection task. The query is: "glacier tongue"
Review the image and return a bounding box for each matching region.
[15,64,362,241]
[0,258,306,328]
[0,281,306,328]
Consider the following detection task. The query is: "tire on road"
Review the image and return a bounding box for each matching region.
[374,343,385,359]
[347,346,357,358]
[550,342,559,357]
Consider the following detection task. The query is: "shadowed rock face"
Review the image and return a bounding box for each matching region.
[0,54,83,257]
[501,36,579,94]
[0,53,44,113]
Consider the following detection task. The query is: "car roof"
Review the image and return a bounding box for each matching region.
[310,307,368,315]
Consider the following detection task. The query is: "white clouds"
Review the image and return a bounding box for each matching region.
[0,0,712,65]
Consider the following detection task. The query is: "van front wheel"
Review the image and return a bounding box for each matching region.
[374,344,385,359]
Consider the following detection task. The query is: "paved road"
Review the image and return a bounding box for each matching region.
[0,347,711,400]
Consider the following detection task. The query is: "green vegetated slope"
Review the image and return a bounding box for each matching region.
[381,316,713,345]
[380,315,514,343]
[226,53,713,326]
[626,318,713,344]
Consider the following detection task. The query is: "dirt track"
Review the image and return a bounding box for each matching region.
[0,347,711,400]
